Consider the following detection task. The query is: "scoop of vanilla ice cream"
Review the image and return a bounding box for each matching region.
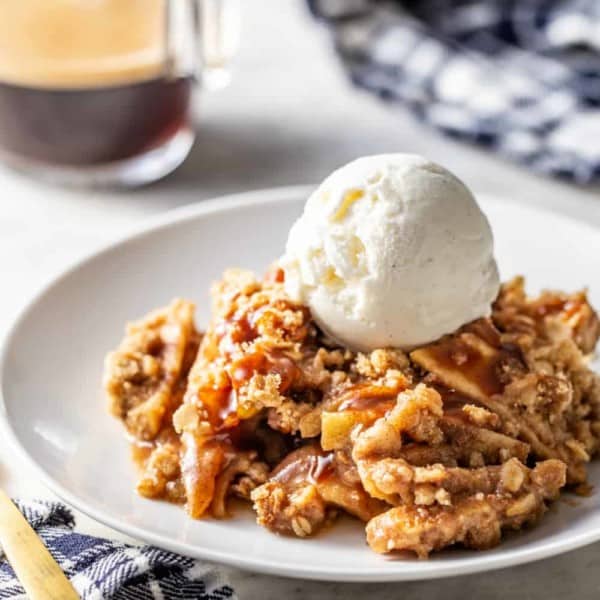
[279,154,500,351]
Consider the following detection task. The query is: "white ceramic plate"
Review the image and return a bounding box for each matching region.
[2,186,600,582]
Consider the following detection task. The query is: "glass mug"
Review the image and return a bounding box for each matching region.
[0,0,240,187]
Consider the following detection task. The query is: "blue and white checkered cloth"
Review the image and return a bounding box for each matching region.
[0,500,236,600]
[308,0,600,183]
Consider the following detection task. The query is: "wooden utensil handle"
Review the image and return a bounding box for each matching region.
[0,489,79,599]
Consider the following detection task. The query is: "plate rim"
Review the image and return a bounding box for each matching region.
[2,185,600,582]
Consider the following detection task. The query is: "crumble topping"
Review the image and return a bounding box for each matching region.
[103,299,199,440]
[104,270,600,557]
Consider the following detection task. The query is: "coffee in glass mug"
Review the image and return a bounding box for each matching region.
[0,0,239,186]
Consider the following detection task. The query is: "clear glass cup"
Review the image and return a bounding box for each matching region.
[0,0,240,187]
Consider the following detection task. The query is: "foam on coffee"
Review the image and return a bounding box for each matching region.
[0,0,166,89]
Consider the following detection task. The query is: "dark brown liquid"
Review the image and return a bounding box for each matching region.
[0,76,193,166]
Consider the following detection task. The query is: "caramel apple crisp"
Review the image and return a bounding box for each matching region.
[104,268,600,557]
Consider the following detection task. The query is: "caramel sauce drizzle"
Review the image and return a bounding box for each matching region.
[336,384,398,418]
[196,275,312,431]
[271,445,335,486]
[414,319,525,399]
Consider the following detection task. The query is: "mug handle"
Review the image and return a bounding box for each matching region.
[192,0,241,90]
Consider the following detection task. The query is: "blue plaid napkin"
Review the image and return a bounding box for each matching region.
[0,500,236,600]
[308,0,600,183]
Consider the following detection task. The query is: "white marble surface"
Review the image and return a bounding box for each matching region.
[1,1,600,598]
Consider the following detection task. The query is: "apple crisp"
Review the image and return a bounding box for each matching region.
[104,269,600,557]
